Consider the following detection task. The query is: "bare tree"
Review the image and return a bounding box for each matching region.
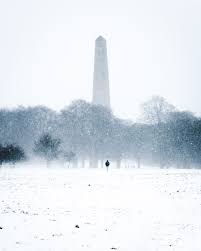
[34,133,61,166]
[62,151,76,167]
[140,96,176,124]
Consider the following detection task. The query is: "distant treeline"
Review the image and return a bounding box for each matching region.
[0,96,201,168]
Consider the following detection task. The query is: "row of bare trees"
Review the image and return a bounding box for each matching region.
[0,96,200,168]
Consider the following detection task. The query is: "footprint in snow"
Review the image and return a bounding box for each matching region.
[52,233,63,237]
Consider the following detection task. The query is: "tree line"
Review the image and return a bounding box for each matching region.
[0,96,201,168]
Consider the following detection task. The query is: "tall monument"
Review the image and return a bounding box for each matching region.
[92,36,110,109]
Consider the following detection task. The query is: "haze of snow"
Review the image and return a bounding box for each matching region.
[0,165,201,251]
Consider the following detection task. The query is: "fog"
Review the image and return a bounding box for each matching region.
[1,98,201,169]
[0,0,201,119]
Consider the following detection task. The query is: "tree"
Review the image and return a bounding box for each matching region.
[167,116,196,168]
[167,111,197,123]
[140,96,176,124]
[110,119,127,168]
[124,124,152,168]
[34,133,61,166]
[0,144,25,165]
[0,106,59,155]
[60,100,114,168]
[62,151,76,167]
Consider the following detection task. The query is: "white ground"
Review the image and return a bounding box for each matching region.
[0,165,201,251]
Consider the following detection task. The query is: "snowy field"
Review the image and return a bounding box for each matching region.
[0,165,201,251]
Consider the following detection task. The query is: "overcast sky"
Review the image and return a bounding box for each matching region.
[0,0,201,119]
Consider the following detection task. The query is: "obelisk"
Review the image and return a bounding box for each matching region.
[92,36,110,109]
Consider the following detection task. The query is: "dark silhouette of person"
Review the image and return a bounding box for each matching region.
[105,160,110,171]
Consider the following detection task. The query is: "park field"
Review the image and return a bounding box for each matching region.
[0,165,201,251]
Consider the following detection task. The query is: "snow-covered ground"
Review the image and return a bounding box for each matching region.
[0,165,201,251]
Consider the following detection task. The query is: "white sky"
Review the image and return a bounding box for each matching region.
[0,0,201,120]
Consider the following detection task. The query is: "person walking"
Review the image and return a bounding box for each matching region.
[105,160,110,172]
